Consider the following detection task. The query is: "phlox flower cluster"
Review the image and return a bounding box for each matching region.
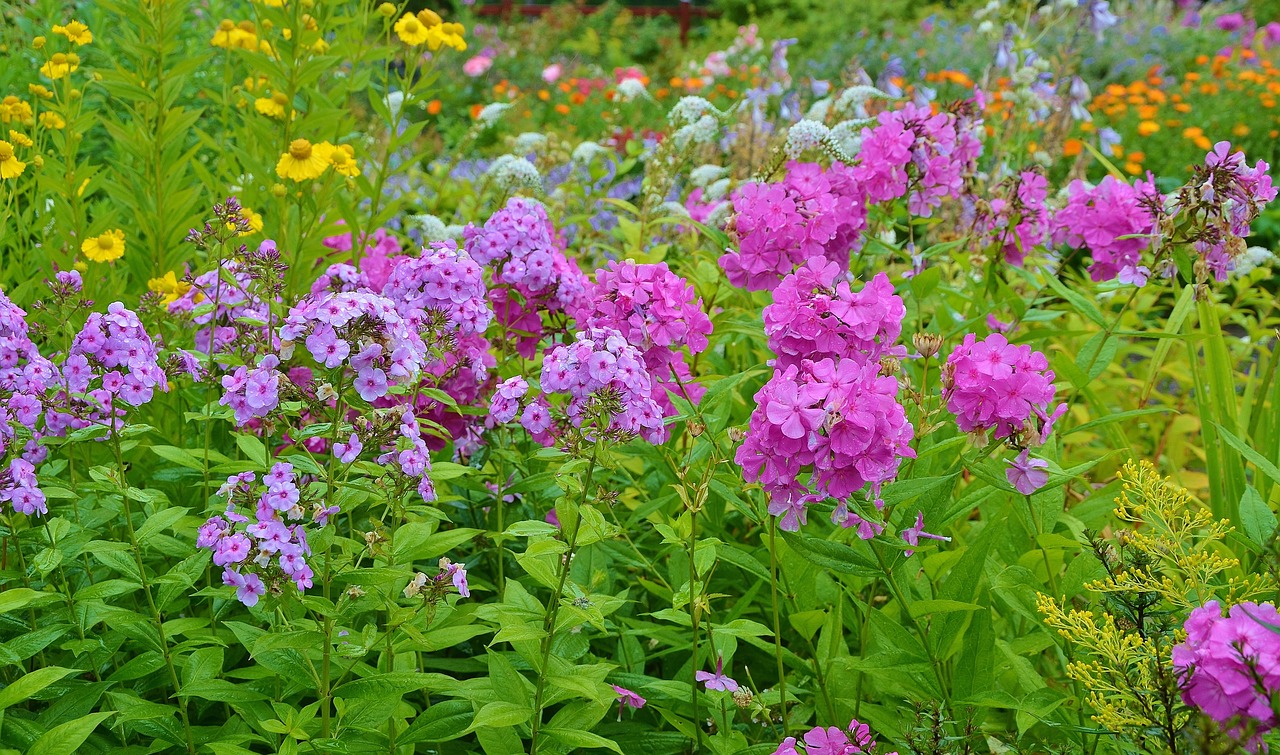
[1175,141,1278,281]
[169,259,273,358]
[220,355,285,425]
[940,333,1064,446]
[490,327,666,445]
[0,289,54,516]
[976,169,1050,266]
[1173,601,1280,740]
[463,197,587,357]
[374,409,438,503]
[763,260,905,370]
[719,162,866,291]
[53,303,168,433]
[579,261,713,425]
[736,357,915,533]
[854,101,980,216]
[1052,175,1163,284]
[196,464,317,607]
[771,717,896,755]
[279,291,428,402]
[322,226,402,292]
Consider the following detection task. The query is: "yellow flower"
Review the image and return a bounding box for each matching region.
[0,141,26,180]
[32,36,46,50]
[1137,120,1160,136]
[276,138,330,181]
[27,84,53,99]
[40,52,79,80]
[425,22,466,52]
[310,38,329,54]
[211,19,236,48]
[0,97,33,125]
[238,206,264,235]
[39,112,66,130]
[148,271,190,306]
[260,0,286,6]
[417,9,442,26]
[328,143,359,177]
[52,21,93,46]
[82,229,125,262]
[8,130,32,147]
[394,13,432,45]
[377,3,397,18]
[232,21,258,51]
[255,91,290,118]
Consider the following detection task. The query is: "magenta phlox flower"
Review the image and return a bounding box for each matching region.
[1173,600,1280,739]
[941,333,1062,445]
[1006,450,1049,495]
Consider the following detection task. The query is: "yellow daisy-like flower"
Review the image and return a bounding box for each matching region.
[260,0,286,7]
[52,20,93,46]
[238,206,264,235]
[27,84,53,100]
[255,91,290,118]
[276,138,330,181]
[40,52,79,80]
[82,229,125,262]
[394,13,432,45]
[8,130,32,148]
[232,21,258,51]
[328,144,360,177]
[211,19,236,48]
[310,38,330,55]
[147,271,190,306]
[426,21,466,52]
[0,141,26,180]
[0,96,33,124]
[39,112,66,130]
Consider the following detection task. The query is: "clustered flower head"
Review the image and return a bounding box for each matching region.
[0,289,53,516]
[197,465,317,607]
[763,260,905,370]
[940,333,1065,447]
[771,717,895,755]
[1174,141,1278,282]
[491,327,665,446]
[579,261,713,426]
[279,291,428,402]
[1173,600,1280,740]
[403,557,470,601]
[375,409,438,503]
[736,357,915,534]
[169,259,273,359]
[53,302,168,433]
[854,101,980,216]
[976,169,1050,266]
[464,197,587,358]
[1052,175,1163,284]
[719,162,866,291]
[220,355,286,425]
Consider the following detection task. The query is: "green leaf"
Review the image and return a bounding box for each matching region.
[0,588,60,615]
[234,434,268,467]
[28,711,115,755]
[1217,423,1280,488]
[135,506,189,544]
[0,667,77,710]
[909,599,981,619]
[332,672,441,700]
[465,701,530,732]
[397,699,472,744]
[544,728,624,753]
[1240,485,1278,546]
[780,531,879,577]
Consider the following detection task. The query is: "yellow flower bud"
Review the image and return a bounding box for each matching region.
[32,36,46,49]
[272,183,287,198]
[32,155,44,168]
[377,3,396,18]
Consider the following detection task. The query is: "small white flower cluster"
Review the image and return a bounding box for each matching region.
[833,85,893,118]
[672,114,720,149]
[689,164,727,188]
[476,102,511,127]
[486,154,541,190]
[1235,246,1277,277]
[616,78,649,102]
[512,132,548,154]
[572,141,610,164]
[828,121,865,160]
[410,214,449,243]
[669,96,718,127]
[784,120,830,159]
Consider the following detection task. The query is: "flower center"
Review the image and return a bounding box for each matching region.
[272,92,288,105]
[97,233,114,250]
[51,53,67,65]
[288,139,312,160]
[218,20,235,31]
[0,145,11,161]
[403,19,421,34]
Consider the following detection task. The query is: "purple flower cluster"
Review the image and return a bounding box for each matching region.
[374,409,438,503]
[0,289,54,516]
[53,303,168,433]
[772,717,895,755]
[381,240,493,338]
[169,259,273,358]
[196,464,317,607]
[977,169,1050,266]
[719,162,866,292]
[1176,141,1278,281]
[1174,601,1280,739]
[580,261,713,427]
[1052,175,1163,284]
[220,355,285,425]
[736,357,915,533]
[464,197,587,357]
[940,333,1065,446]
[763,260,905,370]
[280,291,428,402]
[854,101,980,216]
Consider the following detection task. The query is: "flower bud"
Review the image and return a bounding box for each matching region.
[377,3,397,18]
[879,356,901,375]
[727,426,746,443]
[32,36,46,49]
[688,421,705,437]
[271,182,287,198]
[732,688,754,708]
[913,332,943,359]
